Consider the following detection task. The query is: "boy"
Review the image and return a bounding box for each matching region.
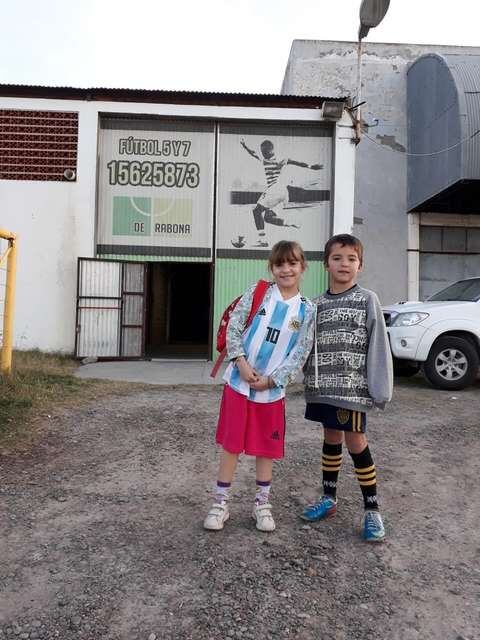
[302,234,393,541]
[239,137,323,247]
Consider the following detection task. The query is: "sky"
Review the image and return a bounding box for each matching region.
[1,0,480,94]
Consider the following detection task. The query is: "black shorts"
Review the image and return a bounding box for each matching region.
[305,402,366,433]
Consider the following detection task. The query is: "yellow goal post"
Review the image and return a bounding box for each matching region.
[0,228,17,376]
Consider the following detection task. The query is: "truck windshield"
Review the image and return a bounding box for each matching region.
[427,278,480,302]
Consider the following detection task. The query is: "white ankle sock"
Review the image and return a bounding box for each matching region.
[255,480,271,505]
[215,481,230,503]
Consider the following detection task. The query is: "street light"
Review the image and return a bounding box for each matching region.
[354,0,391,142]
[359,0,390,40]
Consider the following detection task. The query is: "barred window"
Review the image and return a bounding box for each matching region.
[420,226,480,254]
[0,109,78,181]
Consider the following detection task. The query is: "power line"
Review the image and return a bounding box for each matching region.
[362,128,480,157]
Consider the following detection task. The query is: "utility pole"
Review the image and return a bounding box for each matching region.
[354,0,391,143]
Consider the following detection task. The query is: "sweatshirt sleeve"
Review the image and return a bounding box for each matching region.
[366,292,393,408]
[270,300,315,388]
[226,284,256,360]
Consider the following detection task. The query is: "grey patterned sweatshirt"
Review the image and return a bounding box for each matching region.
[303,284,393,411]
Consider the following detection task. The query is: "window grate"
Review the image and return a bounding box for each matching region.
[420,226,480,255]
[0,109,78,181]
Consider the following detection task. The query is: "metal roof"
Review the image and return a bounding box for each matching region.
[443,54,480,180]
[408,53,480,213]
[0,84,345,109]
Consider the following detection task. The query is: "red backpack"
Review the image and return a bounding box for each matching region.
[210,280,270,378]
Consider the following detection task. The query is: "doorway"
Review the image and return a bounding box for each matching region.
[146,262,211,358]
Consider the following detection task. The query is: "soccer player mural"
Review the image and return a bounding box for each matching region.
[217,123,332,256]
[239,137,324,247]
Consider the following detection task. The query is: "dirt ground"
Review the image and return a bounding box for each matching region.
[1,375,479,640]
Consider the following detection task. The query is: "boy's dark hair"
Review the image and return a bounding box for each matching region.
[269,240,306,270]
[324,234,363,267]
[260,139,274,154]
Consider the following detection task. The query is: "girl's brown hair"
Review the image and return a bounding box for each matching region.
[268,240,306,271]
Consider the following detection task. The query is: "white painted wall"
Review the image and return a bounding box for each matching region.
[407,213,420,301]
[0,96,355,353]
[0,98,98,352]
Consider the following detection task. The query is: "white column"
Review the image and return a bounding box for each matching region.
[332,114,356,235]
[407,213,420,300]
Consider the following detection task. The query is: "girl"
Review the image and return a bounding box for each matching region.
[204,240,315,532]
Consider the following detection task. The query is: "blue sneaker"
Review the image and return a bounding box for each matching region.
[362,510,385,542]
[301,495,337,522]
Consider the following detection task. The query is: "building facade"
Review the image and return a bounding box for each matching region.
[0,87,354,357]
[283,40,480,304]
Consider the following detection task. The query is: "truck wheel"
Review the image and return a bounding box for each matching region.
[393,358,420,377]
[424,336,479,390]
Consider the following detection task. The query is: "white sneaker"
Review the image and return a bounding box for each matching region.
[252,502,276,532]
[203,502,230,531]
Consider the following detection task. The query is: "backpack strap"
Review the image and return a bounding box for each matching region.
[245,279,270,326]
[210,279,271,378]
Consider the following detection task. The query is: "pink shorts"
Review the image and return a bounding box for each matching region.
[216,384,286,459]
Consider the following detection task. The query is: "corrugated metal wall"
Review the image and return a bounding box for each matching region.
[76,259,145,358]
[213,258,327,357]
[97,117,215,263]
[408,53,480,211]
[445,54,480,180]
[77,260,122,357]
[121,263,145,356]
[98,253,208,263]
[407,54,461,211]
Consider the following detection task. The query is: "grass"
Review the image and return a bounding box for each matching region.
[0,350,141,448]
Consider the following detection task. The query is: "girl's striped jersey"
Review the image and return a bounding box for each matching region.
[224,283,315,404]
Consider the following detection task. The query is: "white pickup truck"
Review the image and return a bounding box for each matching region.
[382,277,480,390]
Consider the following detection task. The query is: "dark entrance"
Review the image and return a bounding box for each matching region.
[146,262,211,358]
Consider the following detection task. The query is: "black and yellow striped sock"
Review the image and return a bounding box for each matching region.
[350,446,378,510]
[322,442,343,500]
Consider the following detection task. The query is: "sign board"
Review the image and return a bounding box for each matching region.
[97,118,215,259]
[216,123,332,258]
